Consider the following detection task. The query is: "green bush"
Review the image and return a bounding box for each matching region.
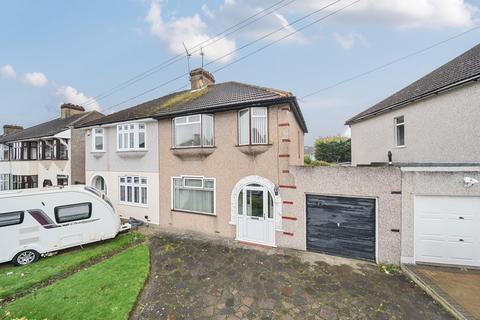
[314,136,351,163]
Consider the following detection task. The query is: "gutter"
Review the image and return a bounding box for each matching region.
[345,74,480,125]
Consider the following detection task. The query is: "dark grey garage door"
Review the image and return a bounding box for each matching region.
[306,195,376,261]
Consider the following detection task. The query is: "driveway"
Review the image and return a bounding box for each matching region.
[132,232,451,319]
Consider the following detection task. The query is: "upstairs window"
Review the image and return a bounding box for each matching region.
[92,128,104,152]
[0,144,8,161]
[394,116,405,147]
[29,142,38,160]
[117,123,146,151]
[173,114,214,148]
[238,107,268,145]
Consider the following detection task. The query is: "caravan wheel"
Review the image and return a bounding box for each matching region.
[13,250,40,266]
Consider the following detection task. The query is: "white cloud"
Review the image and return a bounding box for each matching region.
[146,1,236,63]
[293,0,477,29]
[22,72,49,87]
[0,64,16,78]
[56,85,100,111]
[333,32,355,49]
[201,4,215,19]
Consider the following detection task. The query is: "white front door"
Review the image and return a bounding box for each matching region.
[415,195,480,267]
[236,185,275,246]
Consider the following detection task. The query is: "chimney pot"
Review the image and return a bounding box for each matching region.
[189,68,215,90]
[3,125,24,135]
[60,103,85,118]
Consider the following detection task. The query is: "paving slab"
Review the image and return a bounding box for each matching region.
[403,264,480,320]
[131,232,452,319]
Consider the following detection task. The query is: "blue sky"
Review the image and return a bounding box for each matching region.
[1,0,479,145]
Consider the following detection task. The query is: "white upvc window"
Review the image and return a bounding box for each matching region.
[394,116,405,147]
[238,107,268,145]
[119,176,148,207]
[172,114,214,148]
[117,123,146,151]
[92,128,104,152]
[172,176,215,215]
[0,144,5,161]
[0,174,10,191]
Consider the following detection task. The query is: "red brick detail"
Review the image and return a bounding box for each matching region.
[279,154,290,158]
[282,139,291,142]
[283,200,294,205]
[281,107,291,112]
[282,170,290,174]
[278,123,290,127]
[283,231,294,236]
[282,216,297,221]
[279,185,296,189]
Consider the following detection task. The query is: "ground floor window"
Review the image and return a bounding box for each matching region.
[119,176,148,206]
[92,175,107,193]
[12,175,38,190]
[172,176,215,215]
[57,175,69,186]
[0,174,10,191]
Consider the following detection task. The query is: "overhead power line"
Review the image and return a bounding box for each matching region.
[98,0,353,114]
[78,0,299,108]
[300,25,480,100]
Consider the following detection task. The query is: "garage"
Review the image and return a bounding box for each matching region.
[415,196,480,267]
[306,195,376,261]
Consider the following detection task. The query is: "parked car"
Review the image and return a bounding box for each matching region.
[0,185,130,265]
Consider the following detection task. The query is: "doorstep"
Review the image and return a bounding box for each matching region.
[402,264,480,320]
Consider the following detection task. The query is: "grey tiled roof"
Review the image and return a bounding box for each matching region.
[0,111,103,143]
[78,81,307,132]
[346,43,480,124]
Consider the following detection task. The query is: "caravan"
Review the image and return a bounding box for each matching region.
[0,185,130,265]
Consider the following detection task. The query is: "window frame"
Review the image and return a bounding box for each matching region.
[116,123,147,151]
[172,114,215,148]
[171,175,216,215]
[238,107,268,146]
[0,211,24,228]
[118,175,148,207]
[394,116,405,147]
[54,202,92,224]
[92,127,105,152]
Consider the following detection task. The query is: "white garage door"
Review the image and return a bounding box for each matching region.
[415,196,480,267]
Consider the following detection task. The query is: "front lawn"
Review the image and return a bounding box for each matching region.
[1,244,150,320]
[0,232,144,299]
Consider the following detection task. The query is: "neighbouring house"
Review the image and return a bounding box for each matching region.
[78,68,307,247]
[342,43,480,267]
[0,104,103,190]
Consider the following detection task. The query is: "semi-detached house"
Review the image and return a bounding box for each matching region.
[78,68,307,248]
[0,104,102,191]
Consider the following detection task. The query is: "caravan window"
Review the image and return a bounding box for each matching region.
[54,203,92,223]
[0,211,24,227]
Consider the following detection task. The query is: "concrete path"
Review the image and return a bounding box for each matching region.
[132,232,452,319]
[403,264,480,320]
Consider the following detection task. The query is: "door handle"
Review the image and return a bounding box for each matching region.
[458,217,464,220]
[459,239,464,242]
[250,217,260,220]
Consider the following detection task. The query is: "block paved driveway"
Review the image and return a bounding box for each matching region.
[131,233,451,320]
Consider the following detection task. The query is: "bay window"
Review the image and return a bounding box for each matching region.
[0,144,8,161]
[119,176,148,206]
[173,114,214,148]
[0,174,10,191]
[238,107,268,145]
[117,123,146,151]
[172,176,215,215]
[92,128,104,152]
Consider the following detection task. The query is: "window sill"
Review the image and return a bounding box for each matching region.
[236,144,272,156]
[118,202,149,209]
[171,147,215,160]
[91,150,105,154]
[116,150,148,158]
[393,145,406,149]
[171,209,216,217]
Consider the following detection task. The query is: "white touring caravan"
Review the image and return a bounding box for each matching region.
[0,185,130,265]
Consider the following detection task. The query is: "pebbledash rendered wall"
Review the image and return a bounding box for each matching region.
[282,166,402,264]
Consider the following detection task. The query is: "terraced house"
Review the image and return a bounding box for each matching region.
[79,68,307,247]
[0,104,102,191]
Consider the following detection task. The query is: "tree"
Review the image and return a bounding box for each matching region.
[314,136,351,163]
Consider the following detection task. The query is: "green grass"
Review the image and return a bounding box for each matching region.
[1,245,150,320]
[0,232,144,299]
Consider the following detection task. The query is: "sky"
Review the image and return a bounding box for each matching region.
[0,0,479,145]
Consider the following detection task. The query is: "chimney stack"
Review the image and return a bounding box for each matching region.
[189,68,215,90]
[60,103,85,119]
[3,125,23,135]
